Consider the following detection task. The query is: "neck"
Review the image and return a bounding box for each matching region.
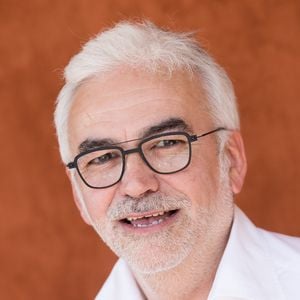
[133,225,231,300]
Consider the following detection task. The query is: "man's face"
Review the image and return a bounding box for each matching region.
[67,68,235,274]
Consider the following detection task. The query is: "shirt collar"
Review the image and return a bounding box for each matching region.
[208,206,283,300]
[95,259,144,300]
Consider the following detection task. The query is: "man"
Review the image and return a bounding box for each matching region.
[54,21,300,299]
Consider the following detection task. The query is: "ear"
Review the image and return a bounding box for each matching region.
[65,169,92,225]
[225,131,247,194]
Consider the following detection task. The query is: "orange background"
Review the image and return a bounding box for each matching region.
[1,1,300,299]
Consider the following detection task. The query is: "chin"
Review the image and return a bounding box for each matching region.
[123,240,192,275]
[95,210,197,275]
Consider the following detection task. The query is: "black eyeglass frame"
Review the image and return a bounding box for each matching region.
[67,127,226,189]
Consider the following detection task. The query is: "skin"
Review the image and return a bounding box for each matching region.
[66,68,247,299]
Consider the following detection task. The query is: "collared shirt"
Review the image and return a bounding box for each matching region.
[95,207,300,300]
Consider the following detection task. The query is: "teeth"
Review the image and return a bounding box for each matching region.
[133,218,164,228]
[126,211,167,221]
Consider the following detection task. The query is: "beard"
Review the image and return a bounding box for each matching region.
[92,177,233,275]
[93,191,196,274]
[73,149,234,275]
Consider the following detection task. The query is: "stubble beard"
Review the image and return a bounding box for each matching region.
[91,165,234,275]
[94,192,197,274]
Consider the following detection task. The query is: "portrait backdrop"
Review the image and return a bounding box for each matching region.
[1,0,299,299]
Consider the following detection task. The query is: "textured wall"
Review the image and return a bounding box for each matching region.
[1,0,300,299]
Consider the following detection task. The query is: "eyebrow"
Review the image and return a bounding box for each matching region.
[140,117,191,138]
[78,117,192,153]
[79,138,116,153]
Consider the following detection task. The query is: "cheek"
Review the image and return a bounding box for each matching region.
[192,144,220,183]
[79,183,116,221]
[160,152,220,205]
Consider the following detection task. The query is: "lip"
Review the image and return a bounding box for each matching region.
[118,209,180,234]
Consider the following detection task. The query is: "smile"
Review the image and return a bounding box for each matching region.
[121,209,179,228]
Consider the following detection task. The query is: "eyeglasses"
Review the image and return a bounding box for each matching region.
[67,127,225,189]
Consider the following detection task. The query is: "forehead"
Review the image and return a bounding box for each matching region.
[68,68,212,153]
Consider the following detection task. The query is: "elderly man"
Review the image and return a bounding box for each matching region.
[54,21,300,299]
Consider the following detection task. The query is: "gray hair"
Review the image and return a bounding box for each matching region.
[54,21,239,163]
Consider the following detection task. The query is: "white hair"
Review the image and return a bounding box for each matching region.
[54,21,239,163]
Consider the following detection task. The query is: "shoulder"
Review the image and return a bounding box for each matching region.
[258,228,300,273]
[256,226,300,297]
[232,207,300,298]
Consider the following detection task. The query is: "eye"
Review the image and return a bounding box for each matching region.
[88,152,119,166]
[155,139,183,148]
[156,139,176,148]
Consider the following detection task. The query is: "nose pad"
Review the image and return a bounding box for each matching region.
[119,151,159,198]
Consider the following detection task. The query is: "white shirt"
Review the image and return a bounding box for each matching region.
[95,207,300,300]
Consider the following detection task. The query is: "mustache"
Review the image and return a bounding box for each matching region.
[107,192,191,221]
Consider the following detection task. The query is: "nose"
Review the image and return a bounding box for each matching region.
[119,151,159,198]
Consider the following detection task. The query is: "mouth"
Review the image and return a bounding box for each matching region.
[120,209,179,229]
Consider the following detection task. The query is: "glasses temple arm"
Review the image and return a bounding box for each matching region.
[196,127,227,139]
